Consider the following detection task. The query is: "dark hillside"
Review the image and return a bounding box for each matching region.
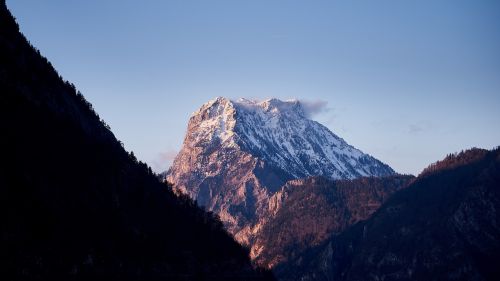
[278,148,500,281]
[0,2,273,280]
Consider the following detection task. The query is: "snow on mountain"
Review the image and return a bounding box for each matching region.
[166,97,394,245]
[182,96,392,179]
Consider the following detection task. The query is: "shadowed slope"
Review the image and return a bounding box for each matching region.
[0,2,273,280]
[252,175,413,269]
[277,148,500,281]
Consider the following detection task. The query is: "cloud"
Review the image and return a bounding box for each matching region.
[299,99,331,118]
[408,124,424,134]
[152,149,179,172]
[407,121,433,135]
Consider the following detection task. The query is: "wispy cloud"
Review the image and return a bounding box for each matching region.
[408,124,424,134]
[407,121,433,135]
[299,99,331,118]
[152,149,178,172]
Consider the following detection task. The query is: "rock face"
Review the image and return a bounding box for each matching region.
[277,148,500,281]
[166,97,395,244]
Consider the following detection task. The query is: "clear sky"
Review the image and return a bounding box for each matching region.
[7,0,500,175]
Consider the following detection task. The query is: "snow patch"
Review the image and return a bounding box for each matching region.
[187,97,394,180]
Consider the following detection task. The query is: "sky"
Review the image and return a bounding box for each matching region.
[6,0,500,175]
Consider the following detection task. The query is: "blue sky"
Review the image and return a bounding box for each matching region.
[7,0,500,175]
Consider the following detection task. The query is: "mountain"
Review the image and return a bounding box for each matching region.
[0,2,274,280]
[251,175,413,269]
[277,148,500,281]
[166,97,395,244]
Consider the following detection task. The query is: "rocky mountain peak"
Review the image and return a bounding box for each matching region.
[194,97,234,118]
[236,98,305,117]
[167,97,395,245]
[183,97,395,180]
[187,97,238,146]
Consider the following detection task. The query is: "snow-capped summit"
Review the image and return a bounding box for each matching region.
[166,97,394,244]
[181,97,393,180]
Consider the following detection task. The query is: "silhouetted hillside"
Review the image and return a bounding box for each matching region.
[0,2,273,280]
[278,148,500,281]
